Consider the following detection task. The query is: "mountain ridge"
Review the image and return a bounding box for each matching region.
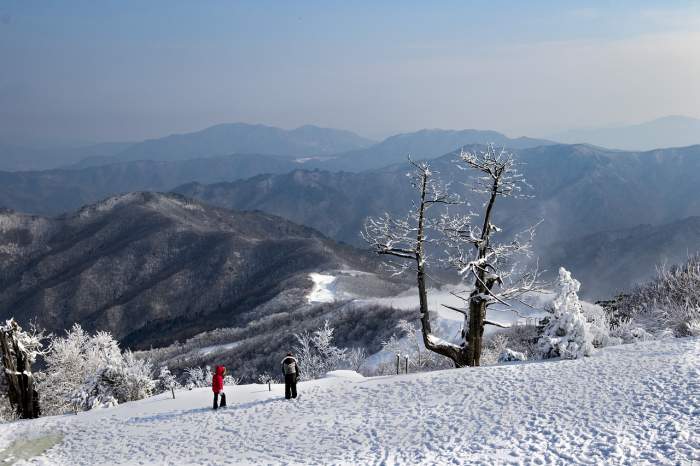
[0,192,398,348]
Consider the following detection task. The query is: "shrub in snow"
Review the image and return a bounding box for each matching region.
[224,375,241,386]
[609,318,654,344]
[346,347,368,372]
[69,349,154,412]
[183,366,210,390]
[256,373,276,384]
[39,324,155,415]
[619,255,700,336]
[70,372,118,411]
[498,348,528,363]
[480,333,527,365]
[106,351,155,403]
[685,318,700,337]
[495,324,540,359]
[538,268,593,360]
[380,319,450,372]
[158,366,179,399]
[581,303,620,348]
[294,321,347,380]
[480,333,510,366]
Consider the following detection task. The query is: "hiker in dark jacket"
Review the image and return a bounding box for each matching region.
[212,365,227,409]
[281,353,300,399]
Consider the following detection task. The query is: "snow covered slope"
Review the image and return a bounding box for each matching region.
[2,338,698,465]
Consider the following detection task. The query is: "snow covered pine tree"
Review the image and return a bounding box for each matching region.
[538,267,593,359]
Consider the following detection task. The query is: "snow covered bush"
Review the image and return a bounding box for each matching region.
[256,373,276,384]
[70,372,118,411]
[346,347,367,372]
[39,324,155,414]
[294,321,347,380]
[609,318,653,343]
[106,351,155,403]
[497,324,540,358]
[38,324,92,414]
[380,319,450,372]
[224,375,241,386]
[480,333,528,365]
[618,255,700,336]
[538,268,593,360]
[581,303,620,348]
[498,348,527,363]
[480,333,510,366]
[183,366,210,389]
[158,366,179,398]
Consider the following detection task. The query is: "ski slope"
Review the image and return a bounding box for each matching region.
[1,338,698,465]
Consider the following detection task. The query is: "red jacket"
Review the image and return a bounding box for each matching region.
[212,366,225,393]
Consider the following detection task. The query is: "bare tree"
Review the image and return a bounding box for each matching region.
[363,158,467,365]
[442,146,544,366]
[364,148,544,367]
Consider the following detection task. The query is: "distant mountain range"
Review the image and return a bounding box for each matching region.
[176,143,700,298]
[4,115,699,172]
[552,115,700,151]
[543,216,700,298]
[0,141,132,171]
[316,129,554,171]
[0,128,555,215]
[3,121,700,300]
[0,124,374,172]
[177,144,700,245]
[74,123,375,168]
[0,192,399,348]
[0,154,299,215]
[0,124,550,172]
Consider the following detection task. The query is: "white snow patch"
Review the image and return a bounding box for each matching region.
[307,273,337,303]
[1,337,696,465]
[197,341,240,356]
[323,370,364,379]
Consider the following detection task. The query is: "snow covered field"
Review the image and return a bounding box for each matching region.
[1,338,698,465]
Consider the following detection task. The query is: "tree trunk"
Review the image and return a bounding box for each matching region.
[414,172,469,367]
[466,294,487,366]
[464,175,500,367]
[0,322,40,419]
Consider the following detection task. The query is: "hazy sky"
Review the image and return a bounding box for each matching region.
[1,0,699,145]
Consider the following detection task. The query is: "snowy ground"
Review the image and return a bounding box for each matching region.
[1,338,698,465]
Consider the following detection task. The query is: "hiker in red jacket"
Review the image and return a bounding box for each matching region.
[212,366,227,409]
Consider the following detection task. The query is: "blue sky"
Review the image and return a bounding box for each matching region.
[1,1,699,144]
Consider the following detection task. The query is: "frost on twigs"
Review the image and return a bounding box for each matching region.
[538,268,593,360]
[39,324,155,415]
[365,148,546,367]
[363,157,465,364]
[293,320,347,380]
[158,366,179,399]
[618,255,700,337]
[362,158,460,277]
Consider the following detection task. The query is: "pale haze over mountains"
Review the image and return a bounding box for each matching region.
[553,115,700,151]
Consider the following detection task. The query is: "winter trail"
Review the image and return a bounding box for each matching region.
[0,338,698,465]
